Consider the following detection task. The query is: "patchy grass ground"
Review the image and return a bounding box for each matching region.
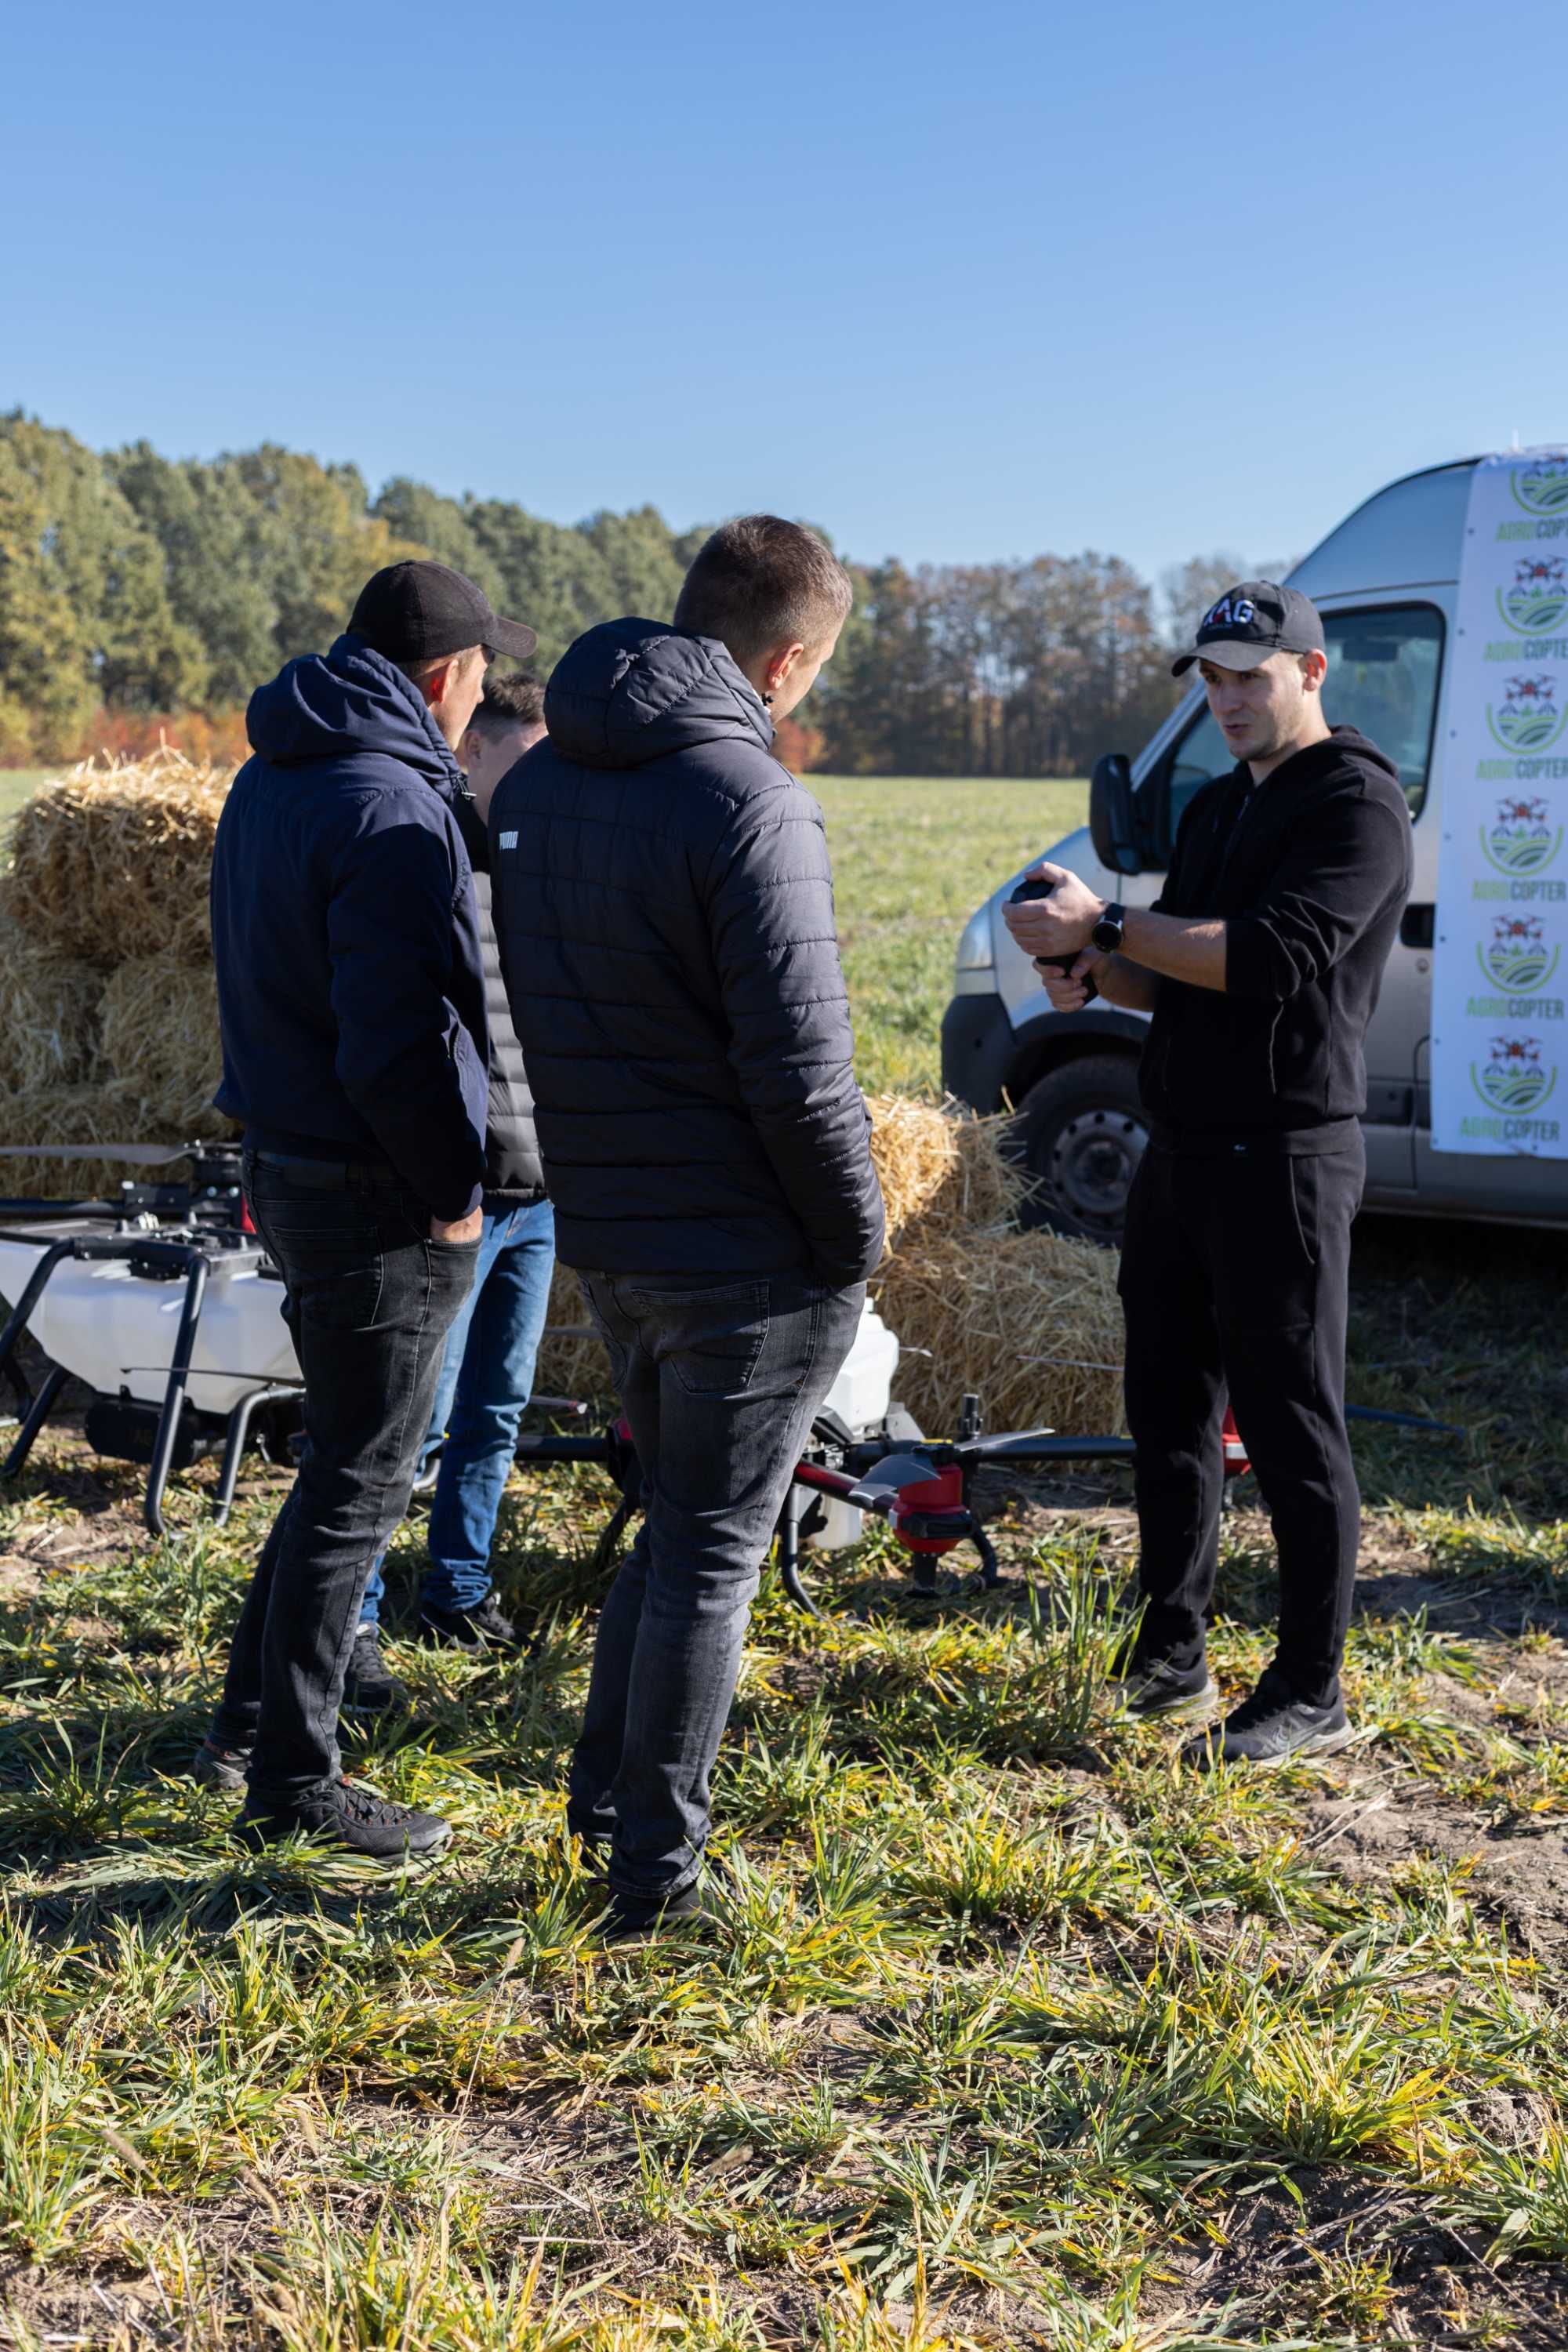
[0,775,1566,2348]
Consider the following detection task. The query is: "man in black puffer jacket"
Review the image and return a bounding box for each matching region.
[491,516,884,1936]
[353,675,554,1678]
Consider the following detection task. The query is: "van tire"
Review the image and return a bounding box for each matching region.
[1009,1054,1148,1244]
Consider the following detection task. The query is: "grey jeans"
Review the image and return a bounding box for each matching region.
[569,1269,866,1902]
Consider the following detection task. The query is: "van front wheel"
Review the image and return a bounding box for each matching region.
[1010,1054,1148,1243]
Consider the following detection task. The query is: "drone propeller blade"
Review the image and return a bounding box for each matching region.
[0,1142,193,1167]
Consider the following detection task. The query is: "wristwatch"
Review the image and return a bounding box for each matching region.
[1091,900,1126,953]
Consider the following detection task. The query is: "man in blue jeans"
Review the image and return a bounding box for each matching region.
[492,518,884,1937]
[350,677,554,1695]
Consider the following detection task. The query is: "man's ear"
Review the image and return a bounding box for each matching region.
[418,656,456,709]
[457,725,482,770]
[765,639,807,694]
[1301,649,1329,695]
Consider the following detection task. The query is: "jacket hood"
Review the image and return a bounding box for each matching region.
[245,633,465,787]
[1276,725,1403,794]
[543,620,775,773]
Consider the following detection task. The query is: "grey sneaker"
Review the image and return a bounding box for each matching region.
[1112,1655,1220,1722]
[192,1735,251,1792]
[1181,1668,1352,1770]
[597,1881,707,1944]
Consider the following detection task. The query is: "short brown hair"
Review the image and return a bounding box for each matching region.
[472,673,545,734]
[673,515,853,666]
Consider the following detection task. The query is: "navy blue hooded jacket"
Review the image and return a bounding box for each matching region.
[488,619,884,1285]
[211,634,489,1221]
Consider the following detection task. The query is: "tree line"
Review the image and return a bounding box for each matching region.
[0,412,1254,773]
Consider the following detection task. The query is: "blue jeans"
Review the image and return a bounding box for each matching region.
[568,1269,866,1904]
[359,1197,555,1626]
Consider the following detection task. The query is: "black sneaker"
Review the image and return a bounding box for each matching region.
[1181,1668,1352,1771]
[342,1627,405,1711]
[232,1778,451,1860]
[192,1734,251,1792]
[417,1594,520,1653]
[598,1880,706,1944]
[1112,1653,1219,1722]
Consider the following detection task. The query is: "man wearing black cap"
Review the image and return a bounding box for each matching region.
[195,560,538,1857]
[1004,583,1412,1768]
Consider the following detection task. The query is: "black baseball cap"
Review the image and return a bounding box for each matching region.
[349,560,537,665]
[1171,580,1324,677]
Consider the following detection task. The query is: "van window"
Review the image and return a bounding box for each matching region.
[1160,602,1444,844]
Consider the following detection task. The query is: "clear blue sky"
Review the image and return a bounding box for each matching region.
[3,0,1562,585]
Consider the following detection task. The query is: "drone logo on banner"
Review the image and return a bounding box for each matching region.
[1472,1034,1556,1114]
[1477,914,1559,993]
[1513,459,1568,518]
[1481,792,1563,876]
[1488,676,1566,753]
[1498,557,1568,636]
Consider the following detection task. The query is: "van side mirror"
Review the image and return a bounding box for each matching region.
[1089,753,1142,876]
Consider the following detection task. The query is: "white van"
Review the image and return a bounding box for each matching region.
[940,456,1568,1240]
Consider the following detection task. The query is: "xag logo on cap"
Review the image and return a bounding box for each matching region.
[1204,596,1256,630]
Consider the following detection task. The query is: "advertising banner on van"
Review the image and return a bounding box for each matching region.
[1431,450,1568,1158]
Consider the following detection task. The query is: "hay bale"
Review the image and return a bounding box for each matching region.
[0,1085,184,1203]
[99,956,226,1134]
[4,746,232,967]
[532,1260,613,1399]
[866,1092,1033,1243]
[873,1227,1125,1440]
[0,913,106,1094]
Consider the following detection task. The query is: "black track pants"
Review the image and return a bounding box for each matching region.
[1118,1134,1365,1709]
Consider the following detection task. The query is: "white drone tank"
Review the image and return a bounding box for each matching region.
[0,1232,299,1414]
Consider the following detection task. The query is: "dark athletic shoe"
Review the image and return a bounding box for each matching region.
[417,1594,520,1653]
[232,1778,451,1861]
[597,1880,706,1945]
[1112,1654,1220,1722]
[342,1628,405,1711]
[191,1734,251,1792]
[1181,1668,1352,1771]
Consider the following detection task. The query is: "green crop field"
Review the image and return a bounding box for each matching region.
[0,773,1566,2347]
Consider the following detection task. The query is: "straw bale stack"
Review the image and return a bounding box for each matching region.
[873,1227,1124,1438]
[0,1086,183,1202]
[99,957,227,1135]
[866,1091,1033,1240]
[0,912,104,1095]
[4,747,231,967]
[532,1261,608,1399]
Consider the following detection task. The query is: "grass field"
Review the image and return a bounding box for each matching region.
[0,771,53,838]
[1,775,1567,2347]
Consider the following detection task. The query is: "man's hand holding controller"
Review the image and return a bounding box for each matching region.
[1004,866,1108,1011]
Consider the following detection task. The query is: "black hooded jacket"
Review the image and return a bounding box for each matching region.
[212,634,489,1220]
[451,797,544,1203]
[1139,725,1414,1142]
[488,621,884,1283]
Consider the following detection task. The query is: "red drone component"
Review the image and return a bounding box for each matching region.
[1221,1406,1250,1479]
[890,1462,967,1554]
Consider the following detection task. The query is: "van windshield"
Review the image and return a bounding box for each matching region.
[1162,602,1444,840]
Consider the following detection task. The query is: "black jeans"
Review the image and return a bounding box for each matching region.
[568,1269,866,1902]
[1118,1134,1364,1710]
[209,1156,479,1801]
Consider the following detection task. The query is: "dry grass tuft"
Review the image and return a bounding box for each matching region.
[3,746,233,966]
[0,913,105,1094]
[99,956,226,1134]
[0,1084,185,1201]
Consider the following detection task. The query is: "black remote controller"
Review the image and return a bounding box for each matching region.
[1008,877,1099,1000]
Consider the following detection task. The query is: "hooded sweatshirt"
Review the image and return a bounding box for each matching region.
[488,620,884,1285]
[1138,725,1414,1144]
[211,633,489,1220]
